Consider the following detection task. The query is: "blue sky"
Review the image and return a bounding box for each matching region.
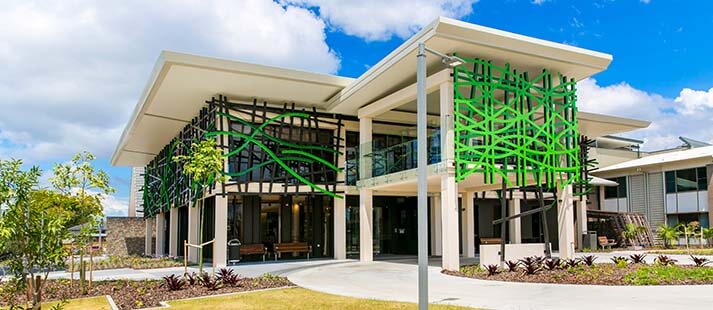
[1,0,712,215]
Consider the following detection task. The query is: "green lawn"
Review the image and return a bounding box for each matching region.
[167,287,473,309]
[647,248,713,255]
[2,296,111,310]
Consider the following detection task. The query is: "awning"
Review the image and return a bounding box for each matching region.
[590,176,619,187]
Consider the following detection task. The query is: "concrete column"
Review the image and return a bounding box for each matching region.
[439,80,459,271]
[334,196,346,260]
[462,192,475,258]
[359,189,373,262]
[155,212,165,256]
[187,204,200,263]
[441,175,459,271]
[145,218,153,256]
[358,116,373,262]
[334,126,347,260]
[430,195,442,256]
[169,208,178,257]
[213,195,228,268]
[557,184,576,259]
[576,194,588,250]
[508,199,522,244]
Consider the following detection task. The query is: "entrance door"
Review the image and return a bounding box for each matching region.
[177,207,188,257]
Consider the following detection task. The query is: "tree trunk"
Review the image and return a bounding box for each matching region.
[198,198,204,274]
[31,275,42,310]
[79,252,86,295]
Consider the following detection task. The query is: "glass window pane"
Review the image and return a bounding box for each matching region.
[617,177,627,198]
[697,167,708,191]
[665,171,676,194]
[676,169,697,192]
[604,180,618,199]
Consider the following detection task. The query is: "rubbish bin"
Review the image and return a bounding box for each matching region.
[584,231,598,250]
[228,239,241,265]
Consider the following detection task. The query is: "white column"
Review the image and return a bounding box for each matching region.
[439,80,459,271]
[145,218,153,256]
[430,195,442,256]
[359,117,373,262]
[213,195,228,268]
[155,212,165,256]
[463,192,475,258]
[169,208,178,257]
[334,126,347,260]
[576,194,588,250]
[558,184,576,259]
[508,199,522,244]
[187,204,200,262]
[334,197,346,260]
[359,189,373,262]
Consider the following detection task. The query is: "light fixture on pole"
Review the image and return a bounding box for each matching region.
[415,42,464,310]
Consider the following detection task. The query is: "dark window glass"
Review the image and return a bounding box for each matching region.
[604,177,626,199]
[676,168,698,192]
[604,185,618,199]
[617,176,627,198]
[665,171,676,194]
[697,167,708,191]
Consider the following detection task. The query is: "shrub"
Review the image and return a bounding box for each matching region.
[519,256,541,275]
[581,255,597,266]
[543,258,561,271]
[629,254,647,264]
[485,264,499,276]
[198,272,222,290]
[184,272,198,285]
[161,274,185,291]
[690,255,711,267]
[610,256,628,265]
[654,255,677,266]
[563,258,581,268]
[504,260,520,272]
[217,268,241,286]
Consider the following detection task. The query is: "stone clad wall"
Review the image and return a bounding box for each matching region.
[106,217,147,256]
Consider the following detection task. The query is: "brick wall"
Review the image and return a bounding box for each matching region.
[106,217,148,256]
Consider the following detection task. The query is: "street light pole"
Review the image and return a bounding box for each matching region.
[416,42,429,310]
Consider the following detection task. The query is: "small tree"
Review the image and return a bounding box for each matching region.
[656,223,681,249]
[682,221,701,251]
[174,139,225,273]
[0,159,73,309]
[50,151,113,295]
[702,227,713,248]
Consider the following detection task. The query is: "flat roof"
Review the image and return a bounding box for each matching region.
[112,17,647,167]
[111,51,354,166]
[596,145,713,173]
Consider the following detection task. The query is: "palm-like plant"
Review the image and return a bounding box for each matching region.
[702,227,713,248]
[656,223,681,248]
[622,224,647,247]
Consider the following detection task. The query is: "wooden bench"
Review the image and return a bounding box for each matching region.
[240,244,267,262]
[273,242,312,260]
[480,237,503,245]
[598,236,617,250]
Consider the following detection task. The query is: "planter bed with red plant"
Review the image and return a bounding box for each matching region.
[1,270,293,309]
[444,255,713,286]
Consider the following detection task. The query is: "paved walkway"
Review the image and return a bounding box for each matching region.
[286,259,713,310]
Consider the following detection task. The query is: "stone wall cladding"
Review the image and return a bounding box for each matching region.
[106,217,147,256]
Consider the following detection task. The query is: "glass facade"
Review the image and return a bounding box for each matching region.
[604,176,627,199]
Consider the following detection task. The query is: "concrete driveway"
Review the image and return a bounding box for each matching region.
[285,259,713,310]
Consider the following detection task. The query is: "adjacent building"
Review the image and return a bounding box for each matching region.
[112,17,650,269]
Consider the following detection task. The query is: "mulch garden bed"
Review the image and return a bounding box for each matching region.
[1,274,293,309]
[444,263,713,286]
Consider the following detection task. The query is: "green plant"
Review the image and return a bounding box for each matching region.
[654,255,677,266]
[581,255,596,266]
[702,227,713,247]
[504,260,519,272]
[610,256,628,266]
[621,223,647,247]
[656,223,681,249]
[161,274,185,291]
[629,254,647,264]
[174,139,227,273]
[625,264,713,285]
[690,255,711,267]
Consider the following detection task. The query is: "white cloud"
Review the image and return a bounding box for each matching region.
[285,0,478,41]
[577,78,713,150]
[0,0,339,163]
[102,194,129,217]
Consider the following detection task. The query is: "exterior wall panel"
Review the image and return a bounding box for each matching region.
[628,175,646,215]
[647,172,665,229]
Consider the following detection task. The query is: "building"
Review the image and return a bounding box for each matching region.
[128,167,145,217]
[591,137,712,233]
[112,17,649,269]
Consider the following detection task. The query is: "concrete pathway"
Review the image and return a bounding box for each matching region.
[286,259,713,310]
